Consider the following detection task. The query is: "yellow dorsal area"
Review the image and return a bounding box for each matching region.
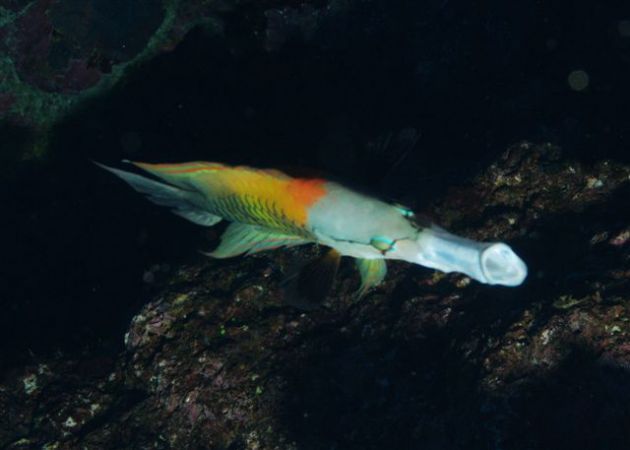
[130,161,327,233]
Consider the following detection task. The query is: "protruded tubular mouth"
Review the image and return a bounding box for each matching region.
[479,243,528,286]
[413,226,528,286]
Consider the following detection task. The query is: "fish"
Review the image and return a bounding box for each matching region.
[95,160,527,302]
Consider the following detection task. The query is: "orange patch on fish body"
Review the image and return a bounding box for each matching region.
[287,178,327,208]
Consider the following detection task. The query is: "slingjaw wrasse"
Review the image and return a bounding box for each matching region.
[96,161,527,302]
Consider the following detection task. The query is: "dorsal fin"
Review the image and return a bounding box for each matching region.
[127,161,292,189]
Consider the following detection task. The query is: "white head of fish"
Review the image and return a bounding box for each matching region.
[308,182,527,287]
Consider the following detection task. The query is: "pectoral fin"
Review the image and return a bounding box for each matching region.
[355,258,387,298]
[207,222,310,258]
[280,248,341,309]
[296,248,341,305]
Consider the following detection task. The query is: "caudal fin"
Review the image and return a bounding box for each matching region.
[94,161,222,227]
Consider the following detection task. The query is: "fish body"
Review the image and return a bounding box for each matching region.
[97,161,527,297]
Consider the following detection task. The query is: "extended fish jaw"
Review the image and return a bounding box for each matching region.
[412,226,528,286]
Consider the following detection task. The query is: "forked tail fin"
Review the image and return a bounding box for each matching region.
[94,161,222,227]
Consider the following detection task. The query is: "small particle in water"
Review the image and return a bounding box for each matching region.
[568,70,590,91]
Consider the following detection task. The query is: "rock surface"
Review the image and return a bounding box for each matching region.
[0,0,332,160]
[2,143,629,449]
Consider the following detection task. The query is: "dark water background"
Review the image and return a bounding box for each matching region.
[2,0,629,378]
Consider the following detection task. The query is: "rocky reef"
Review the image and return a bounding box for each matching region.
[3,0,630,449]
[2,143,629,449]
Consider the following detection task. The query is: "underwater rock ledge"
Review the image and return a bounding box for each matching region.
[1,142,629,449]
